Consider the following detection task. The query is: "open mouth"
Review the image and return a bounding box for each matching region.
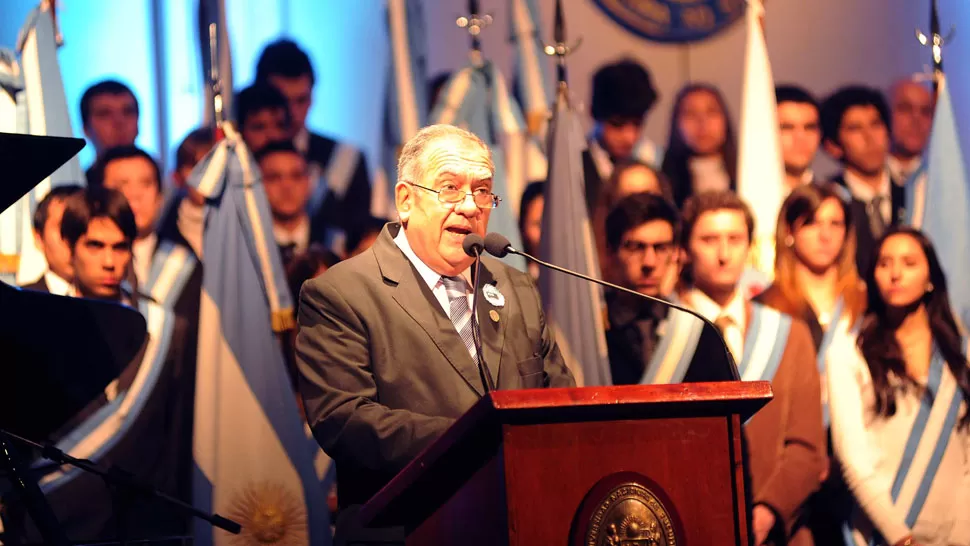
[445,226,473,236]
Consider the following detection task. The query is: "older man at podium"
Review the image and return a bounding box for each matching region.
[295,124,574,532]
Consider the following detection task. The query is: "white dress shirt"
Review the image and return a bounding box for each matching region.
[688,156,731,194]
[888,155,922,185]
[44,270,72,296]
[688,287,746,364]
[273,215,311,255]
[393,227,473,319]
[843,169,893,226]
[132,233,157,287]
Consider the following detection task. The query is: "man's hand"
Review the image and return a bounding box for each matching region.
[752,504,776,546]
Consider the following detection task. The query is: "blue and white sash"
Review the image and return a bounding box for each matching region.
[144,239,198,309]
[887,339,967,528]
[738,303,793,383]
[846,338,969,546]
[817,297,848,426]
[639,308,705,385]
[38,299,177,492]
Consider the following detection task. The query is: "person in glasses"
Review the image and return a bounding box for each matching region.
[294,124,574,542]
[603,192,735,385]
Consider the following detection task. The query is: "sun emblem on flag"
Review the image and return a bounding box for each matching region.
[226,481,307,545]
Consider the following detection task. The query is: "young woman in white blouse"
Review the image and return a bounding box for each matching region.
[828,227,970,546]
[758,182,866,544]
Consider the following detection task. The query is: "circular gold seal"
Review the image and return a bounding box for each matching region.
[586,482,677,546]
[226,481,308,545]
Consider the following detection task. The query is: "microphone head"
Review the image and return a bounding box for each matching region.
[484,232,512,258]
[462,233,485,257]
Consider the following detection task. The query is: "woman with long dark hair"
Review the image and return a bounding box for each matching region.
[759,182,866,544]
[660,83,737,209]
[828,227,970,546]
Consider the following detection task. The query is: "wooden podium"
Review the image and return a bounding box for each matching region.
[357,381,772,546]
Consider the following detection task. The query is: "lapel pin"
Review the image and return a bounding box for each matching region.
[489,309,500,323]
[483,284,505,307]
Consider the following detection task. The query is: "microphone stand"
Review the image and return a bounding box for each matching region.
[470,248,496,393]
[0,429,242,542]
[493,241,740,381]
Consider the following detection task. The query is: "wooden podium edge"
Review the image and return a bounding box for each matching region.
[359,381,773,529]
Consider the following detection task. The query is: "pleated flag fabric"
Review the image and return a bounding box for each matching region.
[378,0,428,217]
[737,0,785,278]
[537,91,611,387]
[904,75,970,329]
[430,61,528,270]
[0,4,82,285]
[190,123,331,546]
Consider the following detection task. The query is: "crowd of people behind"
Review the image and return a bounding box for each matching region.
[7,35,970,546]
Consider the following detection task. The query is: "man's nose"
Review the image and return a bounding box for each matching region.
[455,193,481,217]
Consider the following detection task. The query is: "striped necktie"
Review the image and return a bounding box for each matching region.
[440,276,477,360]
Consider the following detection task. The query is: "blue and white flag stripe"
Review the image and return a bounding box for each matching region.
[538,92,610,386]
[38,300,176,492]
[641,309,704,385]
[904,75,970,329]
[429,62,528,270]
[190,123,328,545]
[738,303,791,383]
[509,0,551,138]
[0,4,82,285]
[888,339,968,528]
[145,239,199,309]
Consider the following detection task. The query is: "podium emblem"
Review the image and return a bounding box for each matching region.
[584,482,678,546]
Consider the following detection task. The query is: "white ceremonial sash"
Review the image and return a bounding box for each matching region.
[738,303,792,383]
[38,300,177,491]
[145,239,198,309]
[887,339,968,528]
[640,308,705,385]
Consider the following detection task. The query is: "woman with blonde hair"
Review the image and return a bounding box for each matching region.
[757,182,866,544]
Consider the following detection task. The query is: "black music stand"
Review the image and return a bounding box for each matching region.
[0,133,239,545]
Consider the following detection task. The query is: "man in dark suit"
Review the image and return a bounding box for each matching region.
[776,85,821,193]
[295,124,574,538]
[821,86,905,276]
[13,188,193,542]
[20,184,84,295]
[603,192,733,385]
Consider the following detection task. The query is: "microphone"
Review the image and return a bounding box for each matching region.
[462,233,496,393]
[483,232,740,381]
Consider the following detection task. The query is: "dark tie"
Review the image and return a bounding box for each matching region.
[867,195,887,240]
[440,276,477,360]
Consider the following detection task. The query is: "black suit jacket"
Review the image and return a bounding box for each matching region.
[605,290,737,385]
[832,173,906,277]
[305,131,374,238]
[295,223,574,509]
[19,277,49,293]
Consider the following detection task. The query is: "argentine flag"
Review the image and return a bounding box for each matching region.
[190,123,330,545]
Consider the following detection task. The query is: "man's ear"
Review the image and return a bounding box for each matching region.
[823,138,844,161]
[395,182,412,223]
[32,231,45,254]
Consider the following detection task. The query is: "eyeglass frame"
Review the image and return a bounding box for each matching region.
[406,181,502,209]
[617,238,677,261]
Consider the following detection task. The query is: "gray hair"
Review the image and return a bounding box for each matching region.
[396,124,493,185]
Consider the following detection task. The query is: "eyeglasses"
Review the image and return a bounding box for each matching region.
[619,239,676,261]
[408,182,501,209]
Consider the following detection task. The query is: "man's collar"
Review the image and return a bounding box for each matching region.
[843,168,891,202]
[293,127,310,155]
[688,286,745,325]
[606,289,668,328]
[44,270,72,297]
[392,224,471,290]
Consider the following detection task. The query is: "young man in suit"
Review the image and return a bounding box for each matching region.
[256,39,375,239]
[603,192,733,385]
[776,85,821,192]
[678,191,825,546]
[21,184,83,295]
[29,188,192,541]
[888,77,934,184]
[295,124,574,539]
[821,86,904,275]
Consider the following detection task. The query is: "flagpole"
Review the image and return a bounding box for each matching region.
[916,0,954,92]
[457,0,492,66]
[542,0,581,101]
